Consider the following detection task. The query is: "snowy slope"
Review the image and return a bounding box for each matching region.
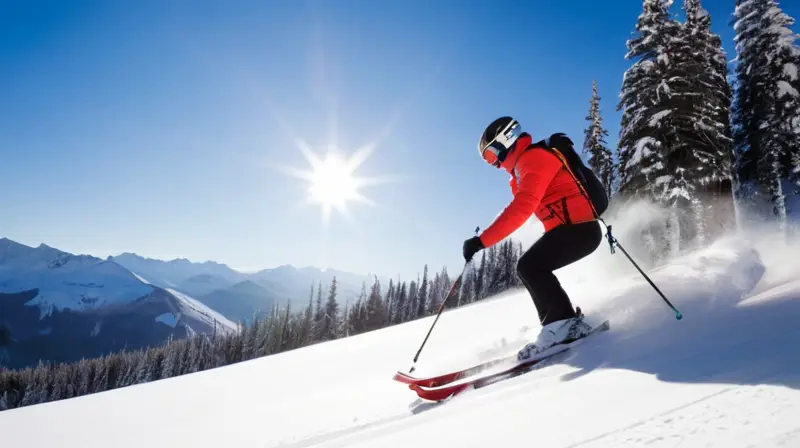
[166,287,238,333]
[2,231,800,447]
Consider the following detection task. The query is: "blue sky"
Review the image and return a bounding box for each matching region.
[1,0,798,281]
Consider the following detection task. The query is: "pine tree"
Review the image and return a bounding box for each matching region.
[583,80,615,197]
[338,301,350,337]
[657,0,735,246]
[416,266,429,318]
[460,263,476,305]
[435,266,457,309]
[393,281,408,324]
[299,287,314,346]
[321,277,340,340]
[407,279,418,321]
[428,267,447,315]
[484,245,502,295]
[312,280,324,342]
[732,0,800,225]
[617,0,681,200]
[240,318,256,360]
[384,279,395,324]
[364,276,386,330]
[279,300,293,352]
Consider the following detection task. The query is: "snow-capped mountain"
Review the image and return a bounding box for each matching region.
[0,238,237,369]
[0,238,153,318]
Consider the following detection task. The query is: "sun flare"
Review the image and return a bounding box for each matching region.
[278,140,398,225]
[307,152,362,213]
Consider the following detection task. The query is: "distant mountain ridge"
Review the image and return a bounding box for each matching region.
[0,238,236,370]
[110,252,389,312]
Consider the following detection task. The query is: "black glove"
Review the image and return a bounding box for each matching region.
[462,236,485,262]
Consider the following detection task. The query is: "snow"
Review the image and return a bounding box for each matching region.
[0,240,154,318]
[2,231,800,447]
[648,109,671,127]
[630,136,657,166]
[777,80,798,98]
[166,288,238,333]
[785,63,798,81]
[155,313,178,328]
[130,271,152,285]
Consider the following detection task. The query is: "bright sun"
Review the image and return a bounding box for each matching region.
[307,151,365,215]
[278,140,395,225]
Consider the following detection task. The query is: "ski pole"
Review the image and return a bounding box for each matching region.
[407,227,478,373]
[601,221,683,320]
[408,261,469,373]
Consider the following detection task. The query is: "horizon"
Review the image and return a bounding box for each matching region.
[2,1,798,282]
[1,235,389,279]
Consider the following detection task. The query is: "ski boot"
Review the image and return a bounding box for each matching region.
[516,307,593,361]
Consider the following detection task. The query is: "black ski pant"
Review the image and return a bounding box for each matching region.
[517,220,602,326]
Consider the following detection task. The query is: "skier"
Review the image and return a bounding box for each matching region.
[462,116,603,359]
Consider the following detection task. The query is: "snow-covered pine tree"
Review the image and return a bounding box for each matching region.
[416,265,429,318]
[483,245,501,296]
[618,0,732,255]
[392,280,407,324]
[617,0,679,201]
[349,282,368,333]
[406,278,418,321]
[683,0,736,242]
[425,270,440,314]
[338,301,350,337]
[656,0,736,247]
[583,80,616,197]
[732,0,800,225]
[240,317,255,359]
[364,276,385,331]
[298,288,314,346]
[195,335,212,371]
[322,277,340,340]
[312,280,324,342]
[279,300,293,352]
[384,279,395,324]
[459,262,476,306]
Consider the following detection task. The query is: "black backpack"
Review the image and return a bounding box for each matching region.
[527,132,609,218]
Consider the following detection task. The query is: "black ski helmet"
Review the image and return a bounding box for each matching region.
[478,116,522,168]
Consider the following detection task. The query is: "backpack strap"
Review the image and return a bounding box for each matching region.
[513,134,601,224]
[538,134,602,221]
[511,139,574,226]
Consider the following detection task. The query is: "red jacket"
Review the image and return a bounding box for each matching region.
[479,134,596,248]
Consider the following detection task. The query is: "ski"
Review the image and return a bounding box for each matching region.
[393,351,522,388]
[409,320,610,402]
[393,310,600,388]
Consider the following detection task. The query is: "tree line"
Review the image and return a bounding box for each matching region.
[581,0,799,261]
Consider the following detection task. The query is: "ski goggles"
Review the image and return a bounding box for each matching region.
[479,120,521,168]
[480,143,504,167]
